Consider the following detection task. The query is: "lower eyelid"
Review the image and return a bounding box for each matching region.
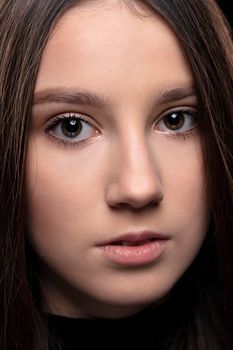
[156,125,198,140]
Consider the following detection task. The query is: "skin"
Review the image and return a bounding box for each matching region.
[26,0,210,319]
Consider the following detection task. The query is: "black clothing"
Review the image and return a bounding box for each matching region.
[46,302,177,350]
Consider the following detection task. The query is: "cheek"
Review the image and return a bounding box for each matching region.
[158,135,208,211]
[157,135,211,231]
[159,139,210,259]
[26,135,106,205]
[25,137,106,254]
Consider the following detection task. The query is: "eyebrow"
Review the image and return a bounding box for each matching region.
[154,85,197,106]
[33,85,196,108]
[33,88,111,107]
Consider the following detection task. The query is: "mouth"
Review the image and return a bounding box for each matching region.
[97,231,169,266]
[109,238,157,246]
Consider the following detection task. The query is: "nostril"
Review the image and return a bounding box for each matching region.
[113,200,159,211]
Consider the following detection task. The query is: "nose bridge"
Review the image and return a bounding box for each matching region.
[120,130,155,176]
[120,129,161,188]
[106,124,164,209]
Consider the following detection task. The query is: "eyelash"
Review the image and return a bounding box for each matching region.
[45,109,198,148]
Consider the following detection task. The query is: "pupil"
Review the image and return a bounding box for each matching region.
[62,118,82,137]
[168,113,179,125]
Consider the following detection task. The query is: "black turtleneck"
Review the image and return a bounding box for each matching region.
[46,300,178,350]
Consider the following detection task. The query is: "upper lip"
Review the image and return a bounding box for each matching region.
[97,231,170,246]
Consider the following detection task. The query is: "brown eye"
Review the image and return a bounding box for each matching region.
[61,118,83,138]
[156,110,197,133]
[164,112,185,130]
[46,113,99,145]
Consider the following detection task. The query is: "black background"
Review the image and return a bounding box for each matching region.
[218,0,233,27]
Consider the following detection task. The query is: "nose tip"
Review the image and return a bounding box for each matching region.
[106,158,164,210]
[106,178,164,210]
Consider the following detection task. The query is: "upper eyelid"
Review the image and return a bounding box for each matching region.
[46,112,94,127]
[156,106,197,122]
[160,105,197,114]
[53,112,89,120]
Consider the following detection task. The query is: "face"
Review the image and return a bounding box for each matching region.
[26,0,210,319]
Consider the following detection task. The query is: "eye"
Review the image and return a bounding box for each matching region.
[155,110,197,134]
[46,112,99,145]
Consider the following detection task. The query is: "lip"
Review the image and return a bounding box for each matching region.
[97,231,170,246]
[97,231,170,266]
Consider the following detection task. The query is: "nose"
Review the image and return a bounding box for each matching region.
[105,134,164,210]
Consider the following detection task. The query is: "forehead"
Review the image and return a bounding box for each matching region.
[35,0,192,103]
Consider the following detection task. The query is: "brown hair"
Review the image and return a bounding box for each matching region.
[0,0,232,349]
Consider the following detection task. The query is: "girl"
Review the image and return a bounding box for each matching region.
[0,0,232,349]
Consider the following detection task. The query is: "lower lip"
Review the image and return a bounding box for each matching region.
[98,240,168,266]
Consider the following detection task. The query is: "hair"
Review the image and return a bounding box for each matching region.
[0,0,232,349]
